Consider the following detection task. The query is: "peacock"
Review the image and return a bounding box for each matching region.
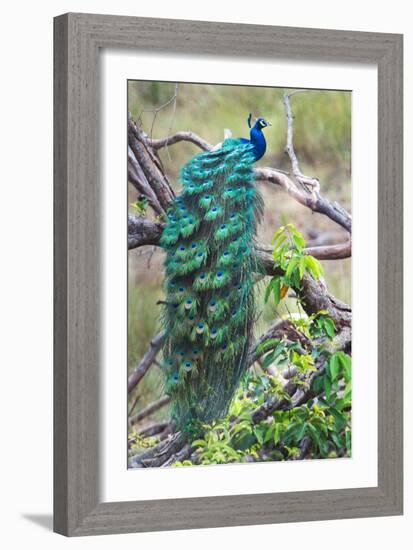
[160,115,271,434]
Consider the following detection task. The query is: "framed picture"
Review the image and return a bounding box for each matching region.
[54,13,403,536]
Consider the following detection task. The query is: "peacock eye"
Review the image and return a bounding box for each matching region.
[191,242,197,249]
[217,272,223,278]
[197,252,203,257]
[224,251,229,256]
[200,273,206,280]
[220,224,227,230]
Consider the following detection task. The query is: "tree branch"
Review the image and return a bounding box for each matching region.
[283,91,321,193]
[148,131,213,152]
[129,395,171,425]
[128,331,165,393]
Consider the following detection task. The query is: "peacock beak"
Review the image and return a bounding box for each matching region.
[266,121,272,126]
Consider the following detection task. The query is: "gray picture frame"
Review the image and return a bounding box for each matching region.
[54,13,403,536]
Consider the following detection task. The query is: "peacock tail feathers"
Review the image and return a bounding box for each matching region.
[160,138,264,434]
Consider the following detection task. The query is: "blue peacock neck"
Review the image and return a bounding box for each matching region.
[249,126,267,161]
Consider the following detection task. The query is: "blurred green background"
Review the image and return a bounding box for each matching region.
[127,80,351,423]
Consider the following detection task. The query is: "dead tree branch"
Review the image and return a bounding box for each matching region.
[128,331,165,393]
[128,215,164,250]
[283,91,321,193]
[129,395,171,425]
[148,131,213,152]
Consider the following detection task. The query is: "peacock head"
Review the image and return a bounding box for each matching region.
[254,117,272,130]
[248,113,272,130]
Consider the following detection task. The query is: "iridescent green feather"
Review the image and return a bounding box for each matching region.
[161,139,263,434]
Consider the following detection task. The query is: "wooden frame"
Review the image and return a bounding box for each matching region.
[54,13,403,536]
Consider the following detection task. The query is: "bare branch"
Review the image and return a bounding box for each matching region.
[304,240,351,260]
[129,432,185,468]
[128,331,165,393]
[128,215,164,250]
[129,395,171,425]
[255,167,352,233]
[128,117,175,212]
[137,422,171,438]
[283,91,321,193]
[148,131,213,152]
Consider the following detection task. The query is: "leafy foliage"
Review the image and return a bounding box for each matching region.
[173,345,352,466]
[172,226,351,466]
[265,224,324,306]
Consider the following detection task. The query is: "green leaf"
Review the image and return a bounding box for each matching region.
[262,350,277,369]
[329,354,341,382]
[273,424,283,446]
[305,255,324,279]
[255,338,281,356]
[264,278,275,303]
[324,375,332,400]
[299,255,307,279]
[345,429,352,454]
[292,233,306,251]
[331,432,343,449]
[323,318,336,338]
[284,256,296,280]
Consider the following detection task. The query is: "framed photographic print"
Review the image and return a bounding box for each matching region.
[54,13,403,536]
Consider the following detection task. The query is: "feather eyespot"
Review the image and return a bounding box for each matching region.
[183,361,193,371]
